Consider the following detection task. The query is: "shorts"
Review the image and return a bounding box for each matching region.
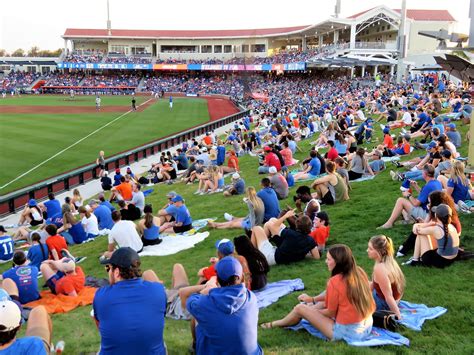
[321,191,335,205]
[421,250,455,268]
[143,238,162,246]
[30,218,43,227]
[241,217,251,230]
[258,240,277,266]
[373,290,390,311]
[173,224,192,234]
[332,318,373,342]
[410,206,428,221]
[165,285,191,320]
[46,271,65,295]
[98,164,105,169]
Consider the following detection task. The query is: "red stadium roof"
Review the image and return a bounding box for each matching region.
[63,26,311,39]
[348,8,455,21]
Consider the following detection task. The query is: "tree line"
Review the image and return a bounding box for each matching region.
[0,47,62,57]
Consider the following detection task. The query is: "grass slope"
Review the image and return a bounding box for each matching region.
[1,121,473,354]
[0,98,210,194]
[0,95,147,106]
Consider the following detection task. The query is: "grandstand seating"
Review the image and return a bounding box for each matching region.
[0,71,41,91]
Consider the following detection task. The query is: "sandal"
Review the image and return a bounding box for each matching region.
[260,322,274,329]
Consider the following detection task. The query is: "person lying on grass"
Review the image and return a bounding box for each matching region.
[41,257,85,297]
[261,244,375,343]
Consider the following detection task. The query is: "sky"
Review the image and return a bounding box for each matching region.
[0,0,471,52]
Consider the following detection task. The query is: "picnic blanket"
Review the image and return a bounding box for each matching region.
[24,287,96,314]
[143,188,154,197]
[253,279,305,309]
[139,231,210,257]
[398,301,447,331]
[289,320,410,347]
[290,171,326,183]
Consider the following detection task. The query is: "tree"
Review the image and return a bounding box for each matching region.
[27,46,40,57]
[11,48,25,57]
[0,49,6,57]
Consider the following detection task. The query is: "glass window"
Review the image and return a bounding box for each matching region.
[242,44,249,53]
[224,45,232,53]
[201,45,212,53]
[214,45,222,53]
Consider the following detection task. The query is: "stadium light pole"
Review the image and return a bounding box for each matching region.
[107,0,112,36]
[396,0,407,84]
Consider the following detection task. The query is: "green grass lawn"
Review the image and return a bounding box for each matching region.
[0,95,148,106]
[1,119,473,354]
[0,97,210,194]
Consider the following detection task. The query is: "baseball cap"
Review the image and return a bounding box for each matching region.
[115,168,121,174]
[201,147,208,152]
[232,172,240,180]
[215,256,243,281]
[264,146,272,152]
[196,159,204,165]
[383,127,390,134]
[28,199,37,207]
[448,123,456,130]
[126,166,132,171]
[402,106,408,111]
[403,134,411,141]
[268,166,277,174]
[432,203,452,218]
[215,239,234,256]
[426,141,437,151]
[100,247,140,268]
[166,191,177,198]
[0,225,6,233]
[441,149,452,159]
[171,195,184,203]
[0,300,21,332]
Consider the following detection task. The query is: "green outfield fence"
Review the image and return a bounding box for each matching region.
[0,101,249,217]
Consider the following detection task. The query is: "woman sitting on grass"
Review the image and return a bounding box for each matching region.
[57,205,88,244]
[261,244,375,342]
[71,188,83,209]
[367,235,405,319]
[208,187,264,231]
[403,203,459,268]
[78,206,99,240]
[437,160,473,206]
[310,161,349,205]
[347,148,374,181]
[136,204,162,246]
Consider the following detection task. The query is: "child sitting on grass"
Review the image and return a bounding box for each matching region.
[310,211,330,252]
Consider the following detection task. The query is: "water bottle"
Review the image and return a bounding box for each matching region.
[55,341,65,354]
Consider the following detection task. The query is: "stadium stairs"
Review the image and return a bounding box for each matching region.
[136,77,147,91]
[29,77,45,91]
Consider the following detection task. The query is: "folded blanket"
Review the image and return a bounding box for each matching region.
[351,175,376,182]
[253,279,305,309]
[289,320,410,347]
[25,287,96,314]
[139,231,210,257]
[143,188,154,197]
[398,301,447,331]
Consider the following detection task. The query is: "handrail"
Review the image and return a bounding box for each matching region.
[0,104,249,216]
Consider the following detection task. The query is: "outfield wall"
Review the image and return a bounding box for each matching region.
[0,101,249,217]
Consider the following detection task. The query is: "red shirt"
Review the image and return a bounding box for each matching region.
[202,255,252,290]
[383,134,394,149]
[327,147,339,161]
[227,156,239,170]
[264,152,282,171]
[116,182,133,201]
[46,235,68,259]
[310,226,330,245]
[55,266,85,295]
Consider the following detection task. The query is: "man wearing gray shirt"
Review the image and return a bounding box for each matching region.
[130,184,145,213]
[268,166,288,200]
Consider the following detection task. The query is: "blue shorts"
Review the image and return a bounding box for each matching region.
[332,318,372,342]
[46,271,65,295]
[241,217,251,230]
[373,289,390,311]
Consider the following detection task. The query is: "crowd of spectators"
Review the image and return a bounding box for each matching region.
[0,71,41,91]
[81,73,141,87]
[45,73,85,86]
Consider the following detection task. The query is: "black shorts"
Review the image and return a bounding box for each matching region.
[98,164,105,169]
[173,224,193,234]
[421,250,455,268]
[321,191,335,205]
[30,218,44,227]
[143,238,162,246]
[348,171,363,181]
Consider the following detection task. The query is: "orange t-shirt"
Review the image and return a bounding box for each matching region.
[325,273,374,325]
[203,136,212,146]
[309,226,330,245]
[227,156,239,171]
[116,182,133,200]
[202,255,251,290]
[46,235,68,259]
[383,134,394,149]
[55,266,85,295]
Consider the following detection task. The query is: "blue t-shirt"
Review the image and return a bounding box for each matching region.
[286,173,295,187]
[308,157,321,176]
[418,112,430,125]
[257,188,281,222]
[447,178,470,203]
[187,284,262,355]
[27,243,49,269]
[94,205,114,230]
[174,153,189,169]
[46,212,63,228]
[216,146,226,166]
[113,174,123,186]
[0,336,47,355]
[100,201,116,212]
[93,279,167,355]
[68,222,88,244]
[165,204,192,226]
[44,199,61,219]
[0,235,14,262]
[418,180,443,210]
[234,179,246,195]
[2,265,40,304]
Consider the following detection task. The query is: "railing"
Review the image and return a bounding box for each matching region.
[0,103,249,217]
[353,42,397,50]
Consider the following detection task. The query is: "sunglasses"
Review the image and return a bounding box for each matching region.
[105,265,115,272]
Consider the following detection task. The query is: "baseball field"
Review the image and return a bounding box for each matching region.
[0,95,239,195]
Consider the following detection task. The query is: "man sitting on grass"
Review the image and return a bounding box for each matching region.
[1,251,40,304]
[103,211,143,259]
[40,257,85,297]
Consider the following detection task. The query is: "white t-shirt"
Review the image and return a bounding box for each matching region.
[356,110,365,121]
[82,214,99,235]
[108,220,143,252]
[402,112,412,125]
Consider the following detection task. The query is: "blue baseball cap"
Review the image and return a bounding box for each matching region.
[28,199,37,207]
[171,195,184,203]
[383,127,390,134]
[402,106,408,111]
[215,239,234,256]
[448,123,456,129]
[426,141,437,151]
[215,256,242,281]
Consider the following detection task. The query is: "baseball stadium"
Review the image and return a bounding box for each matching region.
[0,1,473,354]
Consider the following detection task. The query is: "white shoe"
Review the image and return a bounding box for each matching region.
[401,128,407,134]
[224,213,233,221]
[194,190,202,195]
[380,124,385,130]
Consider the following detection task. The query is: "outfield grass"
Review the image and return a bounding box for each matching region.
[0,95,148,106]
[1,121,473,354]
[0,97,210,194]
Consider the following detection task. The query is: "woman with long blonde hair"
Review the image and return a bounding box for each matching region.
[261,245,375,342]
[367,235,405,319]
[208,187,264,230]
[438,160,473,204]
